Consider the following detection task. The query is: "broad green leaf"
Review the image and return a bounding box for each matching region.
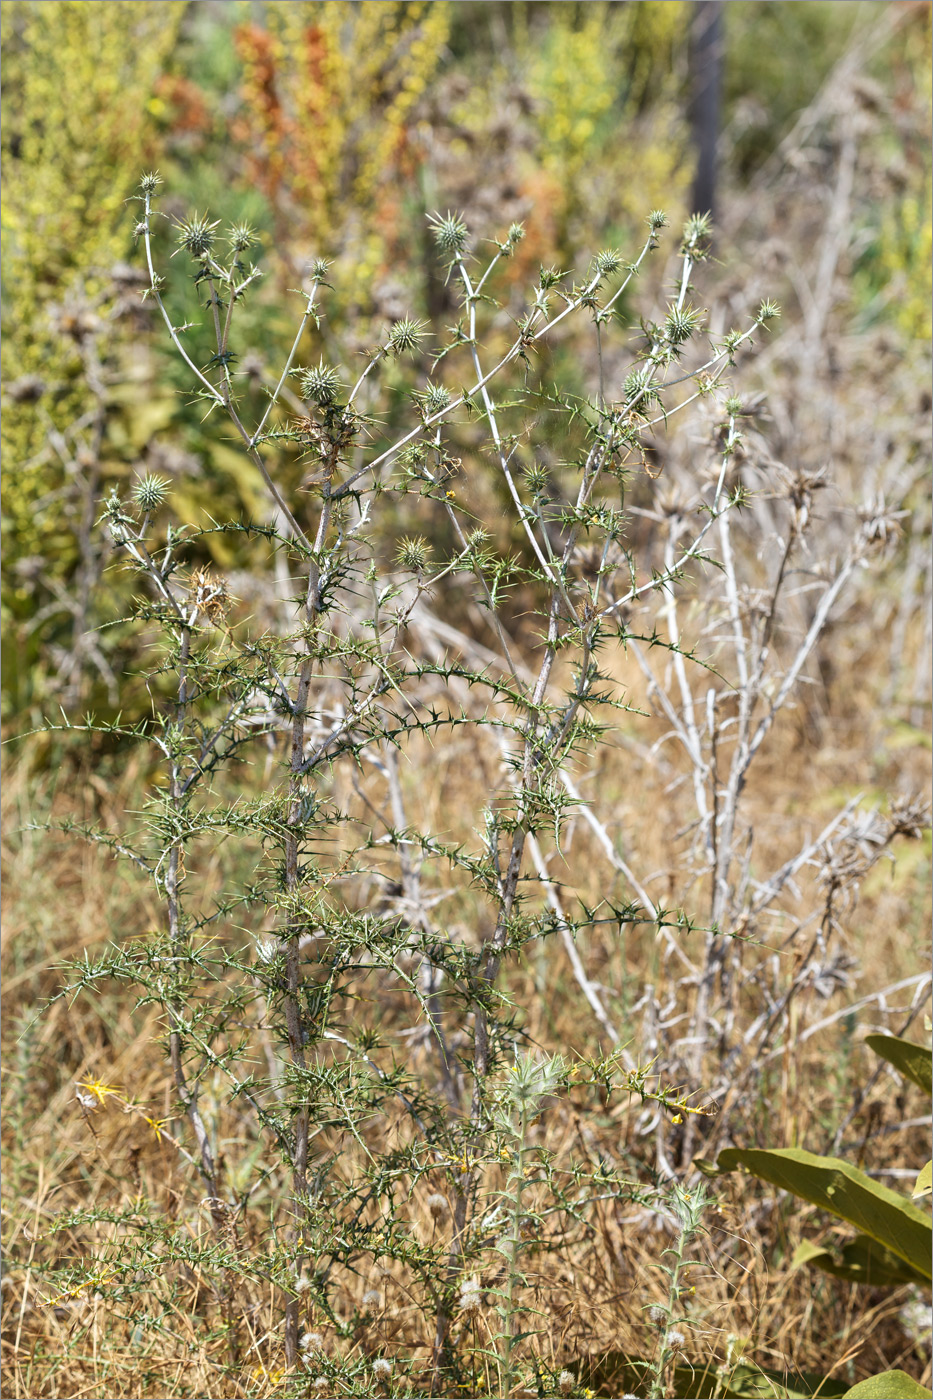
[913,1161,932,1199]
[717,1146,932,1281]
[841,1370,932,1398]
[792,1233,927,1287]
[573,1351,849,1398]
[866,1034,932,1096]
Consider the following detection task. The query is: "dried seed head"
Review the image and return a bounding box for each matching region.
[426,1193,449,1221]
[458,1276,483,1316]
[558,1369,575,1396]
[362,1290,381,1309]
[312,1379,329,1395]
[648,1305,667,1327]
[668,1329,686,1352]
[188,567,230,625]
[300,1331,324,1352]
[372,1357,392,1379]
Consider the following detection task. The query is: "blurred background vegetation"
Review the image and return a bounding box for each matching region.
[2,0,929,726]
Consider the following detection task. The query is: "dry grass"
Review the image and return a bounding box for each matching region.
[2,632,929,1399]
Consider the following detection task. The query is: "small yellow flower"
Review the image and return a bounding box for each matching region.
[141,1114,170,1141]
[76,1078,124,1107]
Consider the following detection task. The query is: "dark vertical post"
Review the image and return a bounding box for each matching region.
[687,1,724,221]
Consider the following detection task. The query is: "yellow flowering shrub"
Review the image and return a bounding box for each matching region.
[1,1,184,708]
[233,1,450,281]
[1,0,185,374]
[523,1,690,241]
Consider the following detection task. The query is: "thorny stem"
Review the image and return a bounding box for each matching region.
[165,622,220,1209]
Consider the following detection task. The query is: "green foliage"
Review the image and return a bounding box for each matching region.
[791,1234,923,1290]
[576,1351,850,1399]
[841,1372,931,1400]
[0,0,185,716]
[866,1034,932,1097]
[714,1145,931,1285]
[709,1032,932,1397]
[723,2,878,174]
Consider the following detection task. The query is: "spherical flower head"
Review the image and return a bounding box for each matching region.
[648,1305,667,1327]
[668,1329,686,1352]
[429,210,468,259]
[228,222,258,254]
[680,211,713,257]
[300,1330,324,1352]
[386,317,428,357]
[296,360,343,407]
[396,536,431,575]
[426,1193,449,1221]
[138,171,163,197]
[131,474,170,513]
[558,1368,575,1396]
[372,1357,392,1379]
[664,305,704,347]
[623,366,661,408]
[174,211,220,261]
[421,383,451,416]
[502,1051,564,1112]
[594,248,622,278]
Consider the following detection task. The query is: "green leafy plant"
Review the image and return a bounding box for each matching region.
[707,1034,932,1399]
